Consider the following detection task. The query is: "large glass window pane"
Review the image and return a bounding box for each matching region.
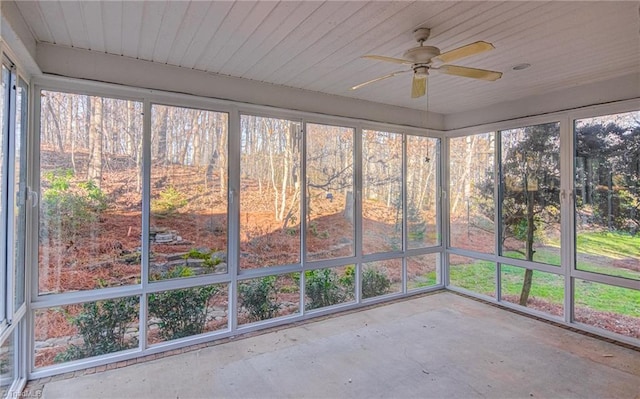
[449,254,496,297]
[362,130,403,254]
[12,79,27,310]
[305,123,354,261]
[39,92,143,294]
[150,105,228,281]
[362,259,401,299]
[574,279,639,339]
[304,265,355,310]
[34,296,140,368]
[500,264,564,318]
[240,115,301,269]
[406,135,439,249]
[407,253,440,290]
[0,331,15,397]
[237,273,300,325]
[147,283,228,345]
[575,111,640,281]
[449,133,495,253]
[500,123,561,266]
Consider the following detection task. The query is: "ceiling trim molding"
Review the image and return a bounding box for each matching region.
[36,43,445,131]
[444,73,640,131]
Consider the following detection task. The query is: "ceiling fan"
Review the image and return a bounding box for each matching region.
[351,28,502,98]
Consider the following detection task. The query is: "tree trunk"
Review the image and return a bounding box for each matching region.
[157,106,168,164]
[519,186,536,306]
[519,269,534,306]
[344,191,354,223]
[451,135,476,215]
[218,122,227,199]
[87,97,103,187]
[46,99,65,153]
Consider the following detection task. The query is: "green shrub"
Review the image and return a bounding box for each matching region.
[340,265,356,293]
[151,186,187,217]
[42,169,108,238]
[305,268,346,310]
[238,276,279,321]
[148,267,218,340]
[182,248,222,270]
[183,248,211,260]
[55,296,139,363]
[362,268,391,299]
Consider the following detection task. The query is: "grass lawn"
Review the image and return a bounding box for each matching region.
[576,231,640,259]
[447,230,639,317]
[449,261,639,317]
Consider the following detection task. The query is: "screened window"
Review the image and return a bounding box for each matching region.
[305,123,354,261]
[500,123,561,266]
[362,130,403,254]
[406,135,439,249]
[12,79,28,310]
[449,133,495,253]
[0,59,28,393]
[150,105,228,281]
[574,111,640,281]
[39,91,143,294]
[0,64,9,324]
[239,115,301,269]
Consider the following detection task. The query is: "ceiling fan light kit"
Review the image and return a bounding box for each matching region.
[352,27,503,98]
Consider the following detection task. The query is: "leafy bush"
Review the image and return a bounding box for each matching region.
[341,265,356,293]
[148,268,218,341]
[238,276,279,322]
[304,268,346,310]
[362,268,392,299]
[182,248,222,270]
[55,296,138,363]
[151,186,187,217]
[42,169,108,238]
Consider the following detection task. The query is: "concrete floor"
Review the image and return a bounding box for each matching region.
[42,292,640,399]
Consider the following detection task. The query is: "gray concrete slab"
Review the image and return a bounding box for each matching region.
[42,292,640,399]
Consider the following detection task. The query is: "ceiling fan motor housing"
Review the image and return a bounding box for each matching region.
[403,46,441,64]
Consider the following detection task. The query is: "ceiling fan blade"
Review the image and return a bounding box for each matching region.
[411,75,427,98]
[362,55,413,65]
[436,65,502,81]
[351,70,410,91]
[434,41,495,64]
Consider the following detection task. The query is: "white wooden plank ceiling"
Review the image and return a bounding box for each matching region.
[14,0,640,115]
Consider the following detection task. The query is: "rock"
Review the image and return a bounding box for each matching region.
[214,263,228,274]
[166,252,188,261]
[210,310,226,318]
[155,233,175,243]
[169,240,192,246]
[34,341,52,350]
[186,258,205,266]
[211,251,227,262]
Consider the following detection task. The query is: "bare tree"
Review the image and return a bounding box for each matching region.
[87,96,104,186]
